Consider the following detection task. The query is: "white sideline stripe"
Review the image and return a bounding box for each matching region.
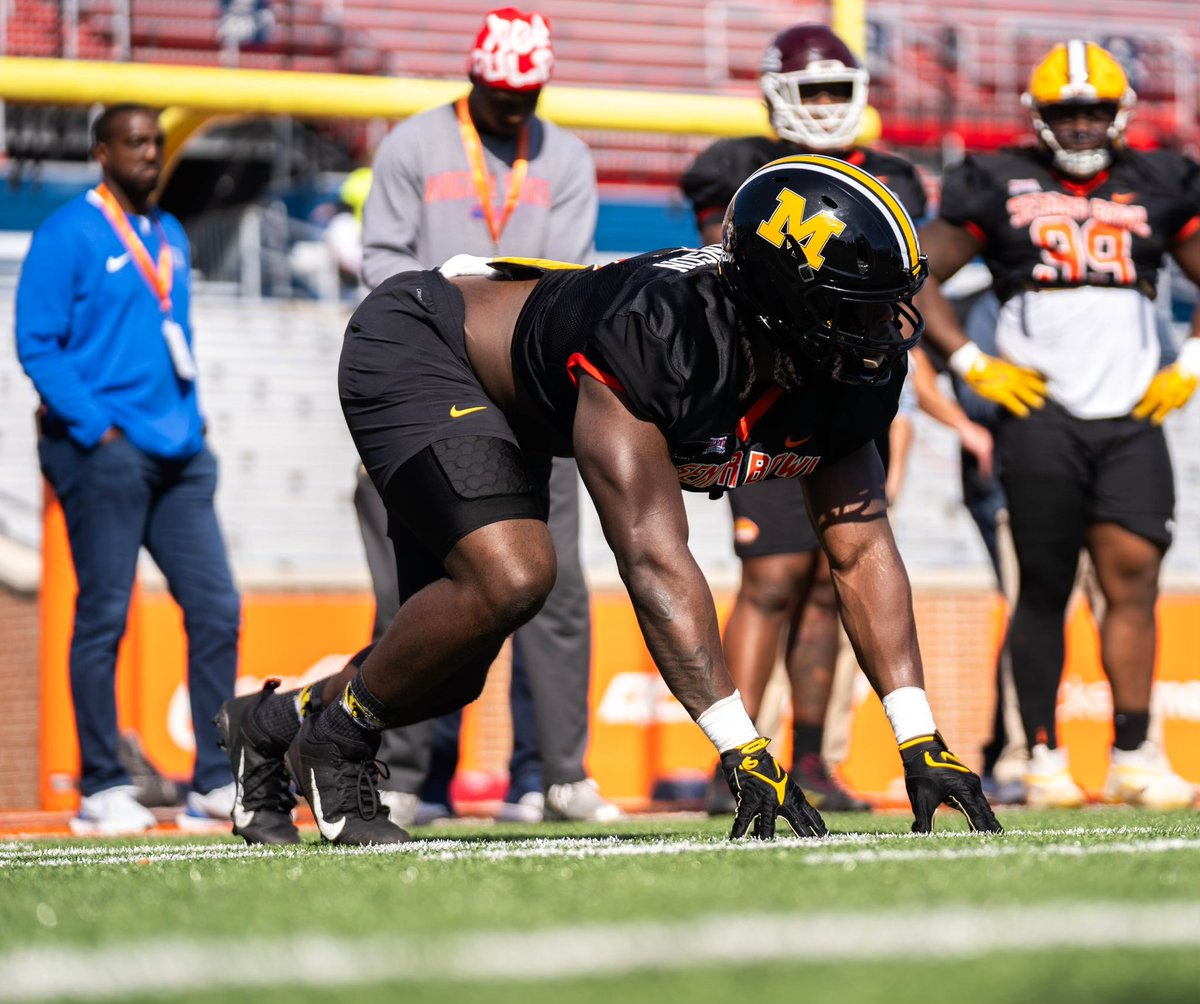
[2,902,1199,1001]
[2,827,1198,869]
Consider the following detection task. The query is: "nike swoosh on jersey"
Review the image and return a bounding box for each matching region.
[310,769,346,840]
[784,434,814,448]
[450,405,488,418]
[232,750,254,829]
[106,253,131,273]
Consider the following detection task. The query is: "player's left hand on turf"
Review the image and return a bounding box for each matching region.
[1132,362,1198,425]
[720,737,827,840]
[899,733,1002,834]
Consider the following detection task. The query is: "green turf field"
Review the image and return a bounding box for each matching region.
[2,807,1199,1003]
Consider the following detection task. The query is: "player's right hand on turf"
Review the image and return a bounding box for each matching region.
[899,733,1003,834]
[720,737,827,840]
[950,343,1047,418]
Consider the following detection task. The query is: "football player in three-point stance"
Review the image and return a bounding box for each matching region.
[218,156,1001,844]
[916,40,1200,810]
[682,23,989,815]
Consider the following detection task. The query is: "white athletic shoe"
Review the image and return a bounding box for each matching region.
[1104,742,1197,809]
[1024,744,1086,808]
[177,781,237,831]
[378,790,420,826]
[70,784,156,835]
[545,779,623,822]
[377,791,454,826]
[495,791,545,823]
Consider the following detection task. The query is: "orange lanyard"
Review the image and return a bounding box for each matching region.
[93,183,173,312]
[455,97,529,246]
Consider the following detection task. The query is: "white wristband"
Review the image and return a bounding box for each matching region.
[947,341,983,377]
[1176,338,1200,379]
[696,691,759,752]
[882,687,938,745]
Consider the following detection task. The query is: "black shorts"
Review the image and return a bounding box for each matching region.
[340,271,549,558]
[728,477,820,558]
[998,402,1175,551]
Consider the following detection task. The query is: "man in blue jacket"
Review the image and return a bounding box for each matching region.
[16,104,240,834]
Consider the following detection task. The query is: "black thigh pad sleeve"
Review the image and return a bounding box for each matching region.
[432,435,542,498]
[382,437,549,559]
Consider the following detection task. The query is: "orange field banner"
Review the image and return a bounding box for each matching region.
[36,490,1200,809]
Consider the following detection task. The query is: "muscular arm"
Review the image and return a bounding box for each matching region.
[802,441,924,697]
[912,218,985,358]
[573,374,733,718]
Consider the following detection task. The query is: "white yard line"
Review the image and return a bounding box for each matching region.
[0,825,1195,869]
[1,901,1199,1001]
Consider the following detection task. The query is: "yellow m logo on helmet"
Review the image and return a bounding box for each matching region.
[755,188,847,271]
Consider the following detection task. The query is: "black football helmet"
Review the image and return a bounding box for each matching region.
[761,23,869,150]
[720,155,927,385]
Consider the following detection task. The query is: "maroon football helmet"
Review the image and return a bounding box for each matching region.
[760,23,869,150]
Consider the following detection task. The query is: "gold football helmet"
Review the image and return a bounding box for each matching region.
[1022,40,1136,177]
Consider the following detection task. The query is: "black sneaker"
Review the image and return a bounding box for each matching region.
[286,716,410,846]
[792,752,873,812]
[214,680,300,845]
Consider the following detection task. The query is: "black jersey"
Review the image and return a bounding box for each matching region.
[510,248,902,494]
[939,146,1200,303]
[681,137,928,231]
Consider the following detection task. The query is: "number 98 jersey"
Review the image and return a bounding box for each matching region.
[938,146,1200,303]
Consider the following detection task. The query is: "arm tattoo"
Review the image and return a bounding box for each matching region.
[644,586,674,621]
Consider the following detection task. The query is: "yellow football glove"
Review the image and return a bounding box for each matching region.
[1133,342,1200,425]
[720,737,827,840]
[949,343,1047,418]
[899,733,1002,834]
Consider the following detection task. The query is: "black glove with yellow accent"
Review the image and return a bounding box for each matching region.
[899,733,1002,834]
[720,737,828,840]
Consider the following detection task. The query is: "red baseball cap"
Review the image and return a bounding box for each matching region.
[468,8,554,92]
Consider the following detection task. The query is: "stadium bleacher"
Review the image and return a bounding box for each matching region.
[6,1,1196,188]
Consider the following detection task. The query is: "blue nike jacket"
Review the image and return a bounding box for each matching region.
[15,189,204,459]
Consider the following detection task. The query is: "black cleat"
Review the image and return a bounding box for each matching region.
[215,680,301,845]
[286,716,410,846]
[792,752,873,812]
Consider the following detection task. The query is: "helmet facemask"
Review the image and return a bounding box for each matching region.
[762,63,869,150]
[1026,98,1129,177]
[720,153,928,386]
[725,231,926,386]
